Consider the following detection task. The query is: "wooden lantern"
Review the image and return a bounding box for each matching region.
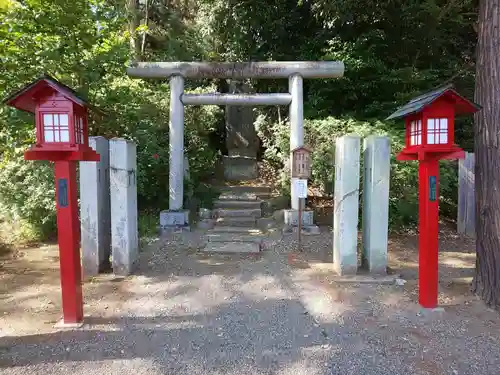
[387,84,480,161]
[3,75,100,161]
[386,84,480,308]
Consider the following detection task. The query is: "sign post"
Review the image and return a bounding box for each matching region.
[291,147,312,253]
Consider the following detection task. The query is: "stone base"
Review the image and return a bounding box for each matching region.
[223,155,258,180]
[54,319,84,329]
[283,224,320,235]
[328,274,399,284]
[284,209,314,226]
[160,209,189,227]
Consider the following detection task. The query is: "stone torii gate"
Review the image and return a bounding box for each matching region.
[127,61,344,228]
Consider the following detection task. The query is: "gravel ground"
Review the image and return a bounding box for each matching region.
[1,228,500,375]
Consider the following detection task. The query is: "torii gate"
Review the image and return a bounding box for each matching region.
[127,61,344,227]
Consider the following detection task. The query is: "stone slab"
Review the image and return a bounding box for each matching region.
[223,155,258,180]
[362,135,390,275]
[110,138,138,276]
[214,200,262,209]
[210,226,264,234]
[216,216,256,227]
[203,241,261,253]
[80,136,111,277]
[216,208,262,218]
[284,209,314,226]
[333,135,361,276]
[218,193,260,201]
[160,209,189,227]
[207,233,265,243]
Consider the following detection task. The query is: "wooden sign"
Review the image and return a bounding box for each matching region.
[291,146,312,179]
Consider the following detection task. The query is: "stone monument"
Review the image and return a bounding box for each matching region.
[223,80,259,180]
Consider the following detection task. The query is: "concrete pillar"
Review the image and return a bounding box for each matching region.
[289,74,303,210]
[333,135,361,275]
[110,138,138,275]
[169,75,184,211]
[362,136,390,274]
[80,137,111,277]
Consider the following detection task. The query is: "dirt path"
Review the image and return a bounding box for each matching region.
[1,229,499,375]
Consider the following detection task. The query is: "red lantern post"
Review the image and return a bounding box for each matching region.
[3,76,101,325]
[387,84,480,308]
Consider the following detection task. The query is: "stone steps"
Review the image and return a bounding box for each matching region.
[210,226,264,234]
[220,185,272,194]
[214,199,262,209]
[215,216,256,227]
[216,208,262,218]
[204,180,274,253]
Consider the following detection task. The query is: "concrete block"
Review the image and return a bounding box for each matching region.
[110,138,138,276]
[333,135,361,276]
[284,209,314,226]
[362,136,390,274]
[160,209,189,227]
[80,137,111,277]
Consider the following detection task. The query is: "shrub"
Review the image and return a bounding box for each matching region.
[256,115,458,228]
[0,151,56,241]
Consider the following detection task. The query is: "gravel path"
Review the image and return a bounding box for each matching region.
[1,229,500,374]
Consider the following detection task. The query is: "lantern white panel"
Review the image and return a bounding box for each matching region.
[53,114,59,126]
[427,133,435,144]
[43,114,53,126]
[440,118,448,131]
[60,114,68,126]
[44,130,54,142]
[440,132,448,144]
[60,130,69,142]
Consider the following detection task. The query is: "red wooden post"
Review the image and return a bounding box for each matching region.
[418,159,439,307]
[3,75,101,325]
[386,84,480,308]
[55,161,83,323]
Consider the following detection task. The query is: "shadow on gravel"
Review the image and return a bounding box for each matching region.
[0,297,336,373]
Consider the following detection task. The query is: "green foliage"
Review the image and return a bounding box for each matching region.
[0,0,477,237]
[257,115,458,228]
[0,151,56,241]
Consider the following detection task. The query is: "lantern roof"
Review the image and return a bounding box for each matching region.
[2,74,102,115]
[386,84,481,121]
[291,145,312,153]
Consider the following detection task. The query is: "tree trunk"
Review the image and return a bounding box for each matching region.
[127,0,141,61]
[472,0,500,308]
